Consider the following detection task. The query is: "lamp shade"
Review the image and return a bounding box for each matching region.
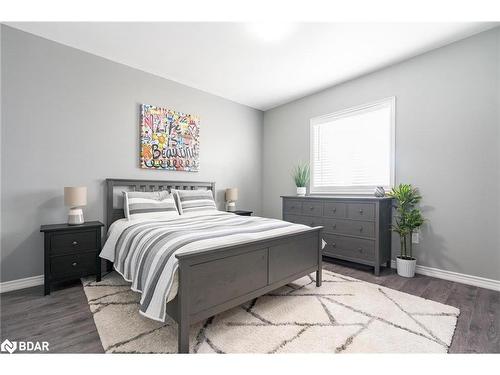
[64,186,87,207]
[225,188,238,202]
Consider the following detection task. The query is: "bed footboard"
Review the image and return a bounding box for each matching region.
[172,227,323,353]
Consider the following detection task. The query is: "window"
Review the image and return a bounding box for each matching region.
[310,97,395,194]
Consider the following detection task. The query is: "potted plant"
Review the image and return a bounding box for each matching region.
[292,162,310,196]
[387,184,425,277]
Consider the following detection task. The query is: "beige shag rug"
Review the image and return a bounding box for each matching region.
[82,270,459,353]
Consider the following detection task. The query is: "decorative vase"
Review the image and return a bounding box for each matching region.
[374,186,385,197]
[296,187,306,196]
[396,257,416,278]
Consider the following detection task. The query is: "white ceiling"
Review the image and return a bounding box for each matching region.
[6,22,498,110]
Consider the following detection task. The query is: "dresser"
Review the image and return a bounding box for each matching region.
[40,221,104,295]
[282,196,392,275]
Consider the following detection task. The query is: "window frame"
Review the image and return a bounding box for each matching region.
[309,96,396,195]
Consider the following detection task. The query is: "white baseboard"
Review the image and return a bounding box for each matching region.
[2,264,499,294]
[0,274,44,293]
[390,260,500,291]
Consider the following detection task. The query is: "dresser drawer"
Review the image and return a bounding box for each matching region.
[347,203,375,220]
[50,252,97,280]
[323,218,375,238]
[284,214,323,227]
[298,216,323,227]
[283,200,302,214]
[323,202,347,218]
[301,202,323,216]
[50,230,98,255]
[322,234,375,261]
[283,214,301,224]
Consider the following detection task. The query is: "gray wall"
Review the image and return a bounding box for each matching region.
[1,26,263,283]
[263,28,500,280]
[0,25,3,272]
[2,25,500,283]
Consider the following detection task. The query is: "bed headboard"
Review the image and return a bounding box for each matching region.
[106,178,216,229]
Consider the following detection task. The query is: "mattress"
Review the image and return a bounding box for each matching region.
[100,211,310,322]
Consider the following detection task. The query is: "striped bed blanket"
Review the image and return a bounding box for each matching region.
[100,211,310,322]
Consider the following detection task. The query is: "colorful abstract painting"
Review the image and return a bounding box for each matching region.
[140,104,200,171]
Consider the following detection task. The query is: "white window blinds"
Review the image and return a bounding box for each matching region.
[310,97,395,194]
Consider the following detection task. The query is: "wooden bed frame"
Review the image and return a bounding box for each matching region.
[105,178,323,353]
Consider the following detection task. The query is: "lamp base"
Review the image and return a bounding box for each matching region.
[68,208,84,225]
[226,201,236,212]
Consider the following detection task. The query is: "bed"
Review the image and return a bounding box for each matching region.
[101,178,323,353]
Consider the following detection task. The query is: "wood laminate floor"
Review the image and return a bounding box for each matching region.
[1,259,498,353]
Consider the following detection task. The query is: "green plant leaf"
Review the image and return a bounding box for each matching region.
[292,162,310,187]
[388,183,425,258]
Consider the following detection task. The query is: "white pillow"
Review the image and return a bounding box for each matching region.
[173,189,217,215]
[123,191,179,220]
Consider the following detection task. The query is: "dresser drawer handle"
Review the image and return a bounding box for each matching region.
[359,226,363,232]
[332,207,336,213]
[332,242,336,247]
[72,262,78,267]
[332,224,337,229]
[72,241,79,246]
[358,247,363,253]
[359,209,364,214]
[310,206,314,210]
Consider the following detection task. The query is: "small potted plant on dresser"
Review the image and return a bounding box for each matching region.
[387,183,425,278]
[293,162,310,196]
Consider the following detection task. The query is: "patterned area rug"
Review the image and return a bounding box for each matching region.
[82,270,459,353]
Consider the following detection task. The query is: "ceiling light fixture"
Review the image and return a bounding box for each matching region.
[244,23,295,42]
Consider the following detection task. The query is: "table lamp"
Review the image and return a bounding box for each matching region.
[64,186,87,225]
[225,188,238,212]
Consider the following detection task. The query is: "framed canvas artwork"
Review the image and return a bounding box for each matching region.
[140,104,200,171]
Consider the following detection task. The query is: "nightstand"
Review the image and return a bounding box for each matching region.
[232,210,253,216]
[40,221,104,295]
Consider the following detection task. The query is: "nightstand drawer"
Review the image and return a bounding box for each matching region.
[50,230,97,255]
[41,221,104,295]
[51,252,96,279]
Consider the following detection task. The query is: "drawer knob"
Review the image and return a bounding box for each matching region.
[72,262,78,267]
[359,209,364,214]
[332,208,336,212]
[310,206,314,210]
[358,247,363,252]
[332,242,336,247]
[332,224,336,229]
[359,226,363,232]
[72,241,78,246]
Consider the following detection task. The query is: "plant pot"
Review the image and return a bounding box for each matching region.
[396,257,416,278]
[296,187,306,196]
